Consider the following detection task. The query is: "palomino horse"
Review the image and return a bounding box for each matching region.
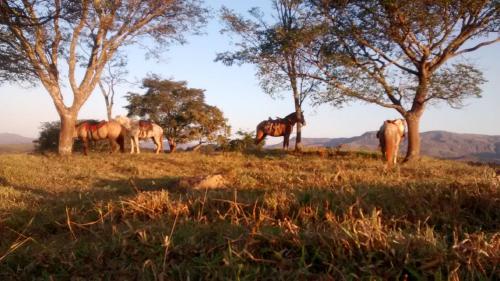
[114,116,164,154]
[376,119,406,168]
[255,111,306,150]
[73,120,125,155]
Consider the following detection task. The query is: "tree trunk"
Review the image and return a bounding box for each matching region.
[404,113,422,162]
[106,103,112,121]
[168,138,177,153]
[404,72,428,162]
[289,64,303,152]
[59,113,77,156]
[295,121,303,152]
[99,82,113,121]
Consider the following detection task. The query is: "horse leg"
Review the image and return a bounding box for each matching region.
[117,134,125,153]
[385,135,394,168]
[283,134,289,150]
[152,136,159,154]
[109,139,118,153]
[82,138,89,156]
[135,136,141,154]
[129,135,135,154]
[394,138,400,165]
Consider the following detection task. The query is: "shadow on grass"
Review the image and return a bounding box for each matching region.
[91,173,500,234]
[1,149,499,280]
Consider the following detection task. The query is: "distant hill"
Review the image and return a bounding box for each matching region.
[0,133,34,145]
[268,131,500,163]
[0,133,34,153]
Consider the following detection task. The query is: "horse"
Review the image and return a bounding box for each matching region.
[73,120,125,155]
[376,119,406,168]
[255,111,306,150]
[114,115,164,154]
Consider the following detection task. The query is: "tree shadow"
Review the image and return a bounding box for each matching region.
[1,172,498,280]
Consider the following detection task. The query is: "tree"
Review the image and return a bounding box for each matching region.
[0,0,207,155]
[191,104,230,145]
[125,77,229,152]
[216,0,322,151]
[99,55,128,121]
[34,121,61,153]
[309,0,499,161]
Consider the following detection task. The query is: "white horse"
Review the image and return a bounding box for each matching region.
[376,119,406,168]
[114,116,164,154]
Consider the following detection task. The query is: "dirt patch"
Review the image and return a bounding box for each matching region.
[178,174,227,190]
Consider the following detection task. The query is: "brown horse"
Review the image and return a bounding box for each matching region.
[255,111,306,150]
[73,120,125,155]
[376,119,406,168]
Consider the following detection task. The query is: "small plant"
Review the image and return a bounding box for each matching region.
[226,130,265,152]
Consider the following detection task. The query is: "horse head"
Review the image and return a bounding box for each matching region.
[285,111,306,126]
[114,115,131,129]
[299,111,306,126]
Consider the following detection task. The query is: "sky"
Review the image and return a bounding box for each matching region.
[0,0,499,143]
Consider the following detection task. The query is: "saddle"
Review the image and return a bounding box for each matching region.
[138,120,153,131]
[83,121,106,132]
[265,117,283,135]
[80,120,106,141]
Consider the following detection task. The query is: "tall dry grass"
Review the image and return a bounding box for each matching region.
[0,149,498,280]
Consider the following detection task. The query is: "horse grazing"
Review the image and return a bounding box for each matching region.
[73,120,125,155]
[376,119,406,168]
[114,116,164,154]
[255,111,306,150]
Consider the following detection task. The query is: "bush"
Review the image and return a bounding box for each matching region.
[225,130,265,152]
[34,121,61,152]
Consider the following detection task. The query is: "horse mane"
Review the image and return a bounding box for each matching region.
[284,112,297,120]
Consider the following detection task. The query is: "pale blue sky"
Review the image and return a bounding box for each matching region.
[0,1,499,142]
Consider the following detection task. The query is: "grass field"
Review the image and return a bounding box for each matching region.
[0,149,498,280]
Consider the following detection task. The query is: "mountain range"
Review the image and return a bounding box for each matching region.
[0,133,34,145]
[268,130,500,163]
[0,133,34,153]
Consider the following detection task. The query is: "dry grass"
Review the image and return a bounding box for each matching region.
[0,149,499,280]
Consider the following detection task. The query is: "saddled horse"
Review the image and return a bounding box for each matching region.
[376,119,406,168]
[114,115,164,154]
[73,120,125,155]
[255,111,306,150]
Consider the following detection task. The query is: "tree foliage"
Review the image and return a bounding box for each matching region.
[125,77,229,151]
[34,121,61,153]
[308,0,499,160]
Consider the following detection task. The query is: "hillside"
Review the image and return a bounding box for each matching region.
[269,130,500,163]
[0,151,498,279]
[0,133,34,153]
[0,133,33,145]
